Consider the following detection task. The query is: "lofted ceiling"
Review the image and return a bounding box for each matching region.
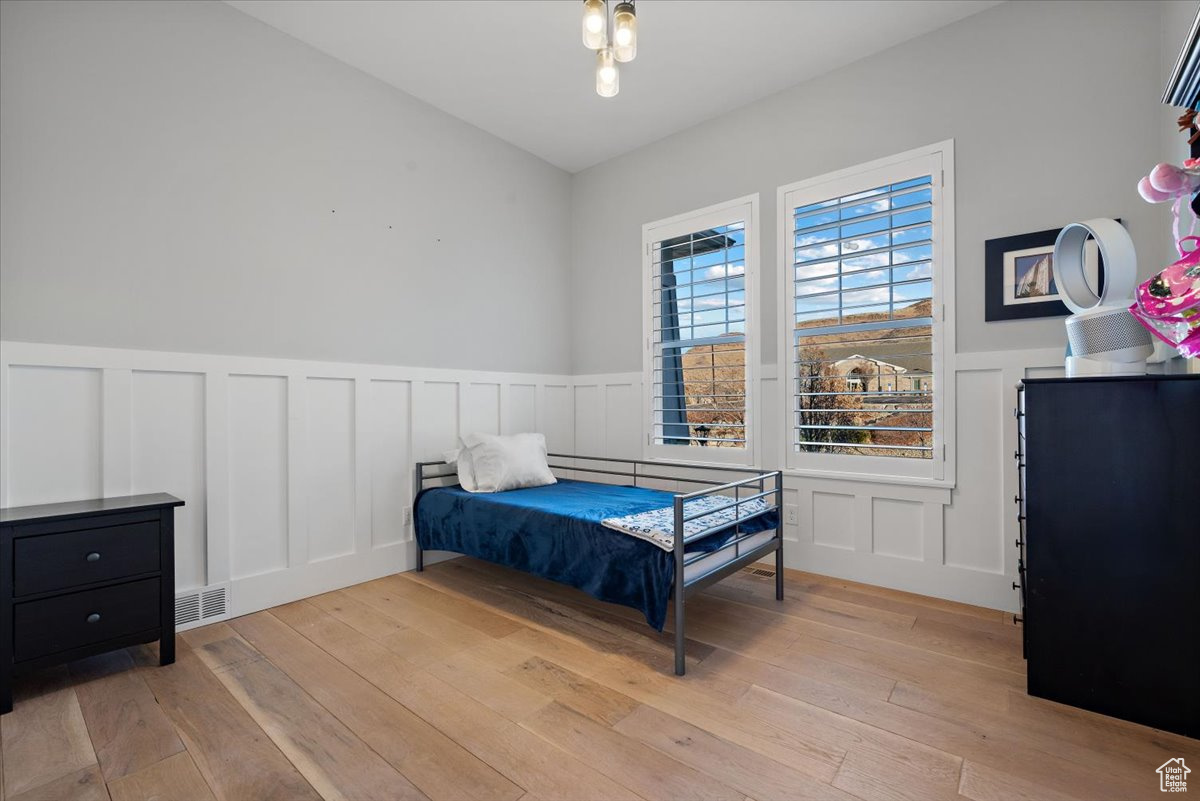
[226,0,1000,173]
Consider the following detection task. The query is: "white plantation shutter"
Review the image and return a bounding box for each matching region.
[780,146,950,479]
[644,197,757,463]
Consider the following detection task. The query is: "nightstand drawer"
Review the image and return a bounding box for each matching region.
[13,521,160,596]
[14,579,161,661]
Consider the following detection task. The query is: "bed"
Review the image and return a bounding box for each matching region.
[414,454,783,675]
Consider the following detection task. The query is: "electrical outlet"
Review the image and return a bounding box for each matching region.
[784,504,799,526]
[402,508,412,526]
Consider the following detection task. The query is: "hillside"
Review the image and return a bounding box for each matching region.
[797,299,933,372]
[665,300,934,452]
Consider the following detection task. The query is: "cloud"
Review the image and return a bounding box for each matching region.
[700,263,745,280]
[839,198,889,216]
[903,265,930,280]
[797,243,840,261]
[844,253,890,270]
[844,287,891,305]
[795,276,838,297]
[894,245,932,264]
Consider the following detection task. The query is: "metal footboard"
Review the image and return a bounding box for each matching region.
[413,454,785,676]
[671,469,783,675]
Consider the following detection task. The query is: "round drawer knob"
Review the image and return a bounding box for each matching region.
[86,613,101,624]
[86,552,101,562]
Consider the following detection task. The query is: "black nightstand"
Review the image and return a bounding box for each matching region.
[0,493,184,713]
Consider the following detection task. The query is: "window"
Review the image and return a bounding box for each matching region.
[644,196,758,464]
[779,143,954,481]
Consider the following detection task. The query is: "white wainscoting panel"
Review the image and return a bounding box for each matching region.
[305,377,357,563]
[604,382,640,459]
[943,367,1008,573]
[871,497,924,561]
[573,384,603,456]
[7,365,103,506]
[228,373,289,580]
[368,379,411,548]
[542,384,573,454]
[413,381,459,461]
[508,384,538,435]
[0,341,575,626]
[811,491,854,551]
[131,370,207,591]
[463,382,501,437]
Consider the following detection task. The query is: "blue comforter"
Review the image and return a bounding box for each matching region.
[415,478,777,630]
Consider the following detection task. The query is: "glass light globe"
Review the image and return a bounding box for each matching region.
[582,0,606,50]
[613,1,636,62]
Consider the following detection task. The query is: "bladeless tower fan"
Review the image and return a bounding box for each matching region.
[1053,219,1154,376]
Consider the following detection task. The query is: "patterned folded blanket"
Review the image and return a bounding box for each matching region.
[601,495,771,552]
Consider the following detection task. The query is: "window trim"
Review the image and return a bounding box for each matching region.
[776,142,956,486]
[642,194,760,467]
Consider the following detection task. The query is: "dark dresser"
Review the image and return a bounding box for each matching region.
[1,493,183,713]
[1017,375,1199,737]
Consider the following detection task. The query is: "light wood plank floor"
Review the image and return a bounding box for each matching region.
[3,559,1196,801]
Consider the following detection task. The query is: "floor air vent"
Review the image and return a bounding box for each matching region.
[745,567,776,578]
[175,584,230,629]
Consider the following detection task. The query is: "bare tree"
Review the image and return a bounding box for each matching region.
[796,344,866,452]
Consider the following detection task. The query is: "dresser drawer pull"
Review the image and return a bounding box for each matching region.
[86,552,101,562]
[86,613,101,624]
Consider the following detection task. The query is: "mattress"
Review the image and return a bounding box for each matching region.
[414,478,777,630]
[683,529,775,582]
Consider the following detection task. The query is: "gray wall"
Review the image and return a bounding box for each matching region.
[569,0,1178,374]
[2,0,1189,378]
[0,0,573,374]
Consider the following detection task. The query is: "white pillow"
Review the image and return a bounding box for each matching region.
[442,439,478,492]
[462,432,556,493]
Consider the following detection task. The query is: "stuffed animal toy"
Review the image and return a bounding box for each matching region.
[1137,159,1200,203]
[1138,159,1200,248]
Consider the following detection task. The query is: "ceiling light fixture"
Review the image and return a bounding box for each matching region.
[596,45,619,98]
[582,0,635,97]
[612,1,637,63]
[581,0,607,50]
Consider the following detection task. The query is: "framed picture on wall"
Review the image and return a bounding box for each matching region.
[984,225,1110,321]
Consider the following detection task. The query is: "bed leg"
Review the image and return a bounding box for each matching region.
[674,595,686,676]
[775,542,784,601]
[414,463,424,572]
[774,470,784,601]
[674,496,686,676]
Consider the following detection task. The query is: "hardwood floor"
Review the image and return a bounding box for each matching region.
[3,559,1196,801]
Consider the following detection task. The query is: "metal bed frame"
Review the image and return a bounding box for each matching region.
[413,453,784,675]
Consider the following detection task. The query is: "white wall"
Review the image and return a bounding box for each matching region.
[0,0,573,374]
[0,340,578,620]
[567,0,1189,612]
